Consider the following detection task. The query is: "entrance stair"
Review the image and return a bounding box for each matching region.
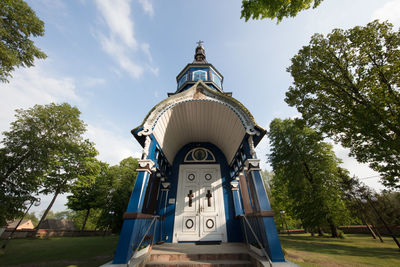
[144,243,254,267]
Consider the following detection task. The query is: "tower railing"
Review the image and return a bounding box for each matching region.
[239,214,273,267]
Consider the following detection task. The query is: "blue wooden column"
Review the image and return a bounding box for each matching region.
[113,138,157,264]
[244,158,285,262]
[230,179,244,217]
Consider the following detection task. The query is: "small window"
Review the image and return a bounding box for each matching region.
[192,70,207,81]
[184,148,216,163]
[212,73,222,88]
[178,74,188,88]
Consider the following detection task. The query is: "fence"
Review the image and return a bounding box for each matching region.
[1,229,111,239]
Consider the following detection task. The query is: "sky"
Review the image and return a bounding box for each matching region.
[1,0,399,215]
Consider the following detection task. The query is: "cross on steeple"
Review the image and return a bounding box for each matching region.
[196,40,204,47]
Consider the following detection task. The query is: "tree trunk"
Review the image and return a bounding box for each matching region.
[327,218,338,238]
[35,189,61,232]
[81,208,91,232]
[317,227,324,236]
[371,223,384,243]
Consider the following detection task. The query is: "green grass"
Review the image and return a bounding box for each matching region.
[279,233,400,267]
[0,235,119,267]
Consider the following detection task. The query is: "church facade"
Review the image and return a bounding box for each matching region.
[112,43,285,264]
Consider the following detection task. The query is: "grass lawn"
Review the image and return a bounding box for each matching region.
[0,235,119,267]
[279,233,400,267]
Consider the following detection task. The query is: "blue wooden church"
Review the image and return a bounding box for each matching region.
[111,42,286,265]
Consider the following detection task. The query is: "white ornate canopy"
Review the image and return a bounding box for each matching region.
[132,81,266,164]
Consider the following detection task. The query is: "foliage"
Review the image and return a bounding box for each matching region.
[268,118,351,237]
[67,161,108,230]
[0,0,46,82]
[241,0,323,22]
[68,209,102,231]
[0,103,97,227]
[286,20,400,189]
[97,157,138,232]
[38,210,72,220]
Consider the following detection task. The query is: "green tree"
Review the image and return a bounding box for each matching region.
[0,0,47,82]
[241,0,323,22]
[268,118,350,237]
[286,20,400,189]
[36,140,98,230]
[67,161,108,231]
[97,157,138,232]
[0,103,97,227]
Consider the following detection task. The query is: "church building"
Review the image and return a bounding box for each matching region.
[111,42,285,265]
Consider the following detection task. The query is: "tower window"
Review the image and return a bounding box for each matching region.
[212,73,222,88]
[178,74,188,88]
[192,70,207,81]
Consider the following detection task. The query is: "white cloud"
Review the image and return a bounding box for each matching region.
[94,0,157,79]
[98,34,144,78]
[86,123,141,165]
[372,0,400,26]
[0,63,79,133]
[95,0,137,49]
[138,0,154,17]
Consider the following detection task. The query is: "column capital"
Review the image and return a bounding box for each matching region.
[230,180,240,191]
[136,159,156,174]
[244,158,261,172]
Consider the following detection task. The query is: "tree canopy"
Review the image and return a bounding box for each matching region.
[268,118,350,236]
[0,0,46,82]
[286,20,400,189]
[67,161,108,231]
[241,0,323,23]
[97,157,138,232]
[0,103,97,227]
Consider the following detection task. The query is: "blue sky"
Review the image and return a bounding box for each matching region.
[1,0,399,214]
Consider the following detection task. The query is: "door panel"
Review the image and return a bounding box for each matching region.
[173,164,227,242]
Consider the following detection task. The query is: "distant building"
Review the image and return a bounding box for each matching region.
[7,219,34,230]
[38,219,75,230]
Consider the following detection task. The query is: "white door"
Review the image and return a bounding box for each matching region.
[173,164,227,242]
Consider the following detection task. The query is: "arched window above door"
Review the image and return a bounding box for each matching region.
[184,148,216,163]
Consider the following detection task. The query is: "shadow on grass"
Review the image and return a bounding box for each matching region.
[280,235,399,259]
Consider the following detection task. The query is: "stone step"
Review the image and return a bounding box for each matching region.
[145,259,254,267]
[149,253,251,262]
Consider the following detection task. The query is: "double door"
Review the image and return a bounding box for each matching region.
[173,164,227,242]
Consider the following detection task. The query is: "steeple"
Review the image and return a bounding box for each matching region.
[193,40,207,64]
[174,41,224,94]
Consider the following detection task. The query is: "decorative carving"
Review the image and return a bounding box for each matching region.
[185,219,194,229]
[248,136,256,158]
[206,219,214,229]
[230,180,239,190]
[187,190,194,207]
[137,159,156,173]
[244,158,260,172]
[206,190,212,207]
[142,136,151,159]
[138,82,264,139]
[138,127,152,136]
[161,182,170,190]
